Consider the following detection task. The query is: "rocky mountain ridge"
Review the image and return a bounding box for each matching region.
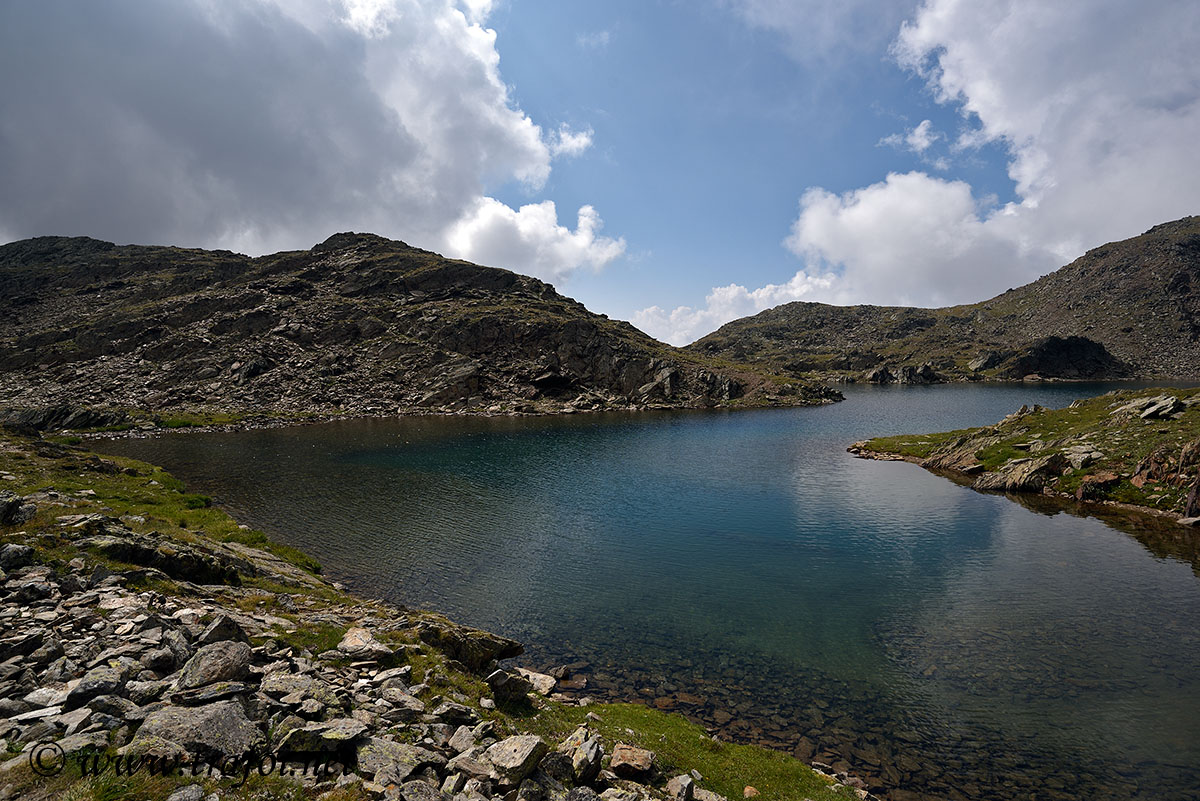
[690,216,1200,382]
[0,234,838,425]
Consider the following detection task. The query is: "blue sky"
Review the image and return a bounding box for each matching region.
[2,1,1198,344]
[484,0,1018,323]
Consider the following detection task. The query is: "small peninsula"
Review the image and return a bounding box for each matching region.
[851,387,1200,525]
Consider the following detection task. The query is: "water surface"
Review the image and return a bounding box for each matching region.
[97,383,1200,800]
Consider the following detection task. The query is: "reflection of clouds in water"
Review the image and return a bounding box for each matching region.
[887,500,1200,765]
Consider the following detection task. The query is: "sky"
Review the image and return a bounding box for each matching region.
[2,1,1198,345]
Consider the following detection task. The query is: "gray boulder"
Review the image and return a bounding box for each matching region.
[336,627,393,661]
[64,666,123,710]
[175,641,251,689]
[131,700,264,761]
[356,738,446,784]
[276,718,367,752]
[487,735,548,786]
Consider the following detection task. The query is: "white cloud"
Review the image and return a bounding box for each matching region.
[0,0,618,282]
[786,171,1057,305]
[701,0,1200,342]
[879,119,940,153]
[547,125,594,159]
[633,271,834,347]
[444,199,625,283]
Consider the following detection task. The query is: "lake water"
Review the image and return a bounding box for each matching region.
[96,383,1200,801]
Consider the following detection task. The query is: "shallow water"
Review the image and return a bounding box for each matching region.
[97,383,1200,800]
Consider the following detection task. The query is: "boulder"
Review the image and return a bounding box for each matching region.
[196,614,250,645]
[1186,475,1200,518]
[571,737,603,782]
[972,453,1066,492]
[356,738,446,784]
[260,672,343,708]
[0,495,36,527]
[486,669,534,704]
[64,666,123,710]
[131,700,264,761]
[1075,471,1120,501]
[0,543,32,569]
[175,640,251,689]
[416,619,523,672]
[486,735,548,786]
[423,701,467,724]
[610,744,653,778]
[336,627,393,661]
[276,718,367,752]
[399,779,448,801]
[381,688,426,720]
[515,668,557,696]
[863,366,894,384]
[666,775,695,801]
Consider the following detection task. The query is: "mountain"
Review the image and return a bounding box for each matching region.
[689,216,1200,382]
[0,233,838,425]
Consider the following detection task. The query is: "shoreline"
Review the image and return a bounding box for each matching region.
[0,425,878,801]
[13,374,1199,444]
[848,386,1200,532]
[848,443,1199,526]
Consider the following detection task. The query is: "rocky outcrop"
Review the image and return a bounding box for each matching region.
[862,363,944,385]
[0,233,840,422]
[416,618,525,673]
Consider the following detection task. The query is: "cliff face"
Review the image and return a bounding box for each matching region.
[689,216,1200,382]
[0,233,837,419]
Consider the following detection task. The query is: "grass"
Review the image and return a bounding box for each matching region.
[524,702,859,801]
[856,429,970,460]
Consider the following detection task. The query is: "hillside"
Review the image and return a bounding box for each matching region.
[0,233,837,427]
[689,216,1200,382]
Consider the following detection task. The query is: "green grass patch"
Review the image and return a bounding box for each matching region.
[523,702,858,801]
[975,443,1033,470]
[859,429,969,459]
[269,621,346,656]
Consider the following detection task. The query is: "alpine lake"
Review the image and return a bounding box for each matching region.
[95,382,1200,801]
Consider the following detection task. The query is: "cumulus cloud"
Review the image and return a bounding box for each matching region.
[786,171,1056,305]
[633,271,835,347]
[0,0,618,282]
[651,0,1200,345]
[444,199,625,283]
[823,0,1200,303]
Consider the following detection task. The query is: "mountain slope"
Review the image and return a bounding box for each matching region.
[0,233,837,421]
[689,216,1200,381]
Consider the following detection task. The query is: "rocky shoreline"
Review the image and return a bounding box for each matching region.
[849,388,1200,529]
[0,428,871,801]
